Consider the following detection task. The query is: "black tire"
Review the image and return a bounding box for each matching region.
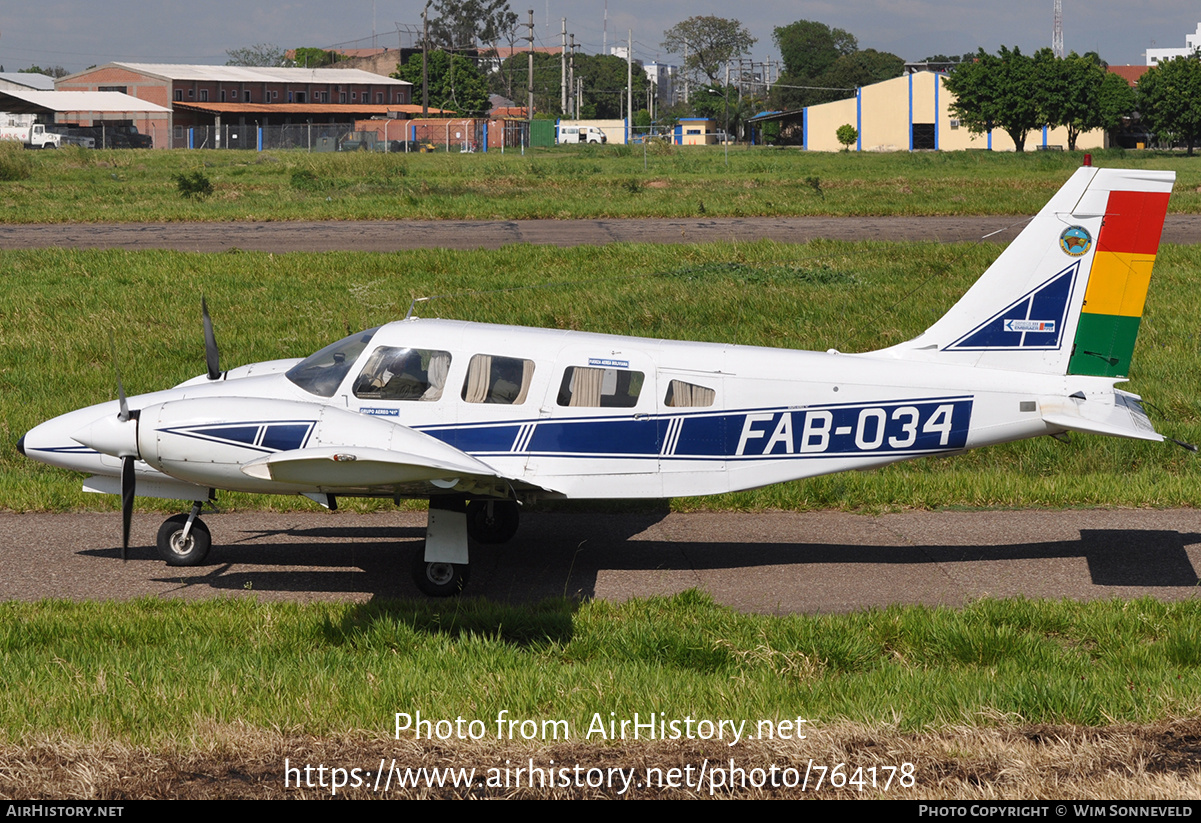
[411,546,470,597]
[465,499,519,544]
[156,513,211,566]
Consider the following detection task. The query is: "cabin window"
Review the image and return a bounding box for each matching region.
[664,379,715,408]
[354,346,452,401]
[557,367,643,408]
[286,327,379,397]
[462,354,535,405]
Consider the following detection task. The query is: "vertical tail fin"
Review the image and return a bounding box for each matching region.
[877,167,1174,377]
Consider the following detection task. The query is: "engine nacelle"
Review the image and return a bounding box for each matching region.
[134,397,491,494]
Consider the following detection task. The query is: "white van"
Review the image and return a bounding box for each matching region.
[557,124,607,144]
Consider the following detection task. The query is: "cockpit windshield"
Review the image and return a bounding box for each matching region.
[285,327,379,397]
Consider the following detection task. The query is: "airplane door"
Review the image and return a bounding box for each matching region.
[522,347,662,497]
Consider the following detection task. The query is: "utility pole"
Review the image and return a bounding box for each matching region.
[561,18,567,115]
[1053,0,1064,58]
[626,29,632,132]
[568,33,576,118]
[422,0,432,117]
[526,9,535,122]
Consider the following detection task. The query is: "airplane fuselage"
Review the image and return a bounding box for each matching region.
[24,317,1101,502]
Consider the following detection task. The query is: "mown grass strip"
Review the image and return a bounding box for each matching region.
[1,593,1200,745]
[4,145,1201,222]
[3,241,1200,514]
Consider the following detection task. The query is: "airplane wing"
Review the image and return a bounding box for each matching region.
[240,433,565,498]
[242,445,494,486]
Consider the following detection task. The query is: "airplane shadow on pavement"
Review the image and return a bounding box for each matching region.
[76,513,1201,608]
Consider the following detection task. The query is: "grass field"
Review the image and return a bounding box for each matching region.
[3,143,1201,222]
[3,151,1201,798]
[2,593,1200,797]
[3,593,1200,742]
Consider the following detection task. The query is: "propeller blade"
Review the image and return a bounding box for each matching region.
[121,455,135,561]
[202,297,221,381]
[109,335,130,422]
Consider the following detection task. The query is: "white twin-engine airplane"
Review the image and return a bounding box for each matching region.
[20,165,1175,596]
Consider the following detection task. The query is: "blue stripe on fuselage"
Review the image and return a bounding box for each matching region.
[417,397,973,460]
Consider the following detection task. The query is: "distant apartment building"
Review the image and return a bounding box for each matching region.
[1146,23,1201,64]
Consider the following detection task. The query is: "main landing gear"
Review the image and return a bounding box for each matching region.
[156,501,211,566]
[411,498,520,597]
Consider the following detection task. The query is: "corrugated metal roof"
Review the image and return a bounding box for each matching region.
[107,62,410,86]
[0,89,170,114]
[0,72,56,91]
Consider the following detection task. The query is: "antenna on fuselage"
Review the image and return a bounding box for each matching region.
[405,296,432,319]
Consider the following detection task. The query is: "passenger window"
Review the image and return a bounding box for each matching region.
[664,379,715,408]
[461,354,535,405]
[557,366,643,408]
[353,346,452,401]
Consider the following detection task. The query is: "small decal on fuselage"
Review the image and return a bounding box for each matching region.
[360,407,399,416]
[588,358,629,368]
[1060,226,1092,256]
[1003,319,1055,333]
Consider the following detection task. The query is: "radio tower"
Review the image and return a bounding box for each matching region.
[1052,0,1064,57]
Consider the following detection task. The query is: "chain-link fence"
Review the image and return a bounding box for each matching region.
[170,123,362,151]
[169,120,533,152]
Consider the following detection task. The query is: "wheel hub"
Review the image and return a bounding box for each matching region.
[168,531,195,556]
[426,562,455,585]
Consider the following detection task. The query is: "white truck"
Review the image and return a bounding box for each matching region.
[557,124,607,144]
[0,122,61,149]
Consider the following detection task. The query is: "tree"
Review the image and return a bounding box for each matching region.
[429,0,518,51]
[661,16,756,86]
[225,43,287,67]
[920,53,977,69]
[1137,56,1201,155]
[395,51,491,115]
[772,48,903,110]
[1097,71,1136,134]
[773,20,856,79]
[19,65,68,78]
[489,51,650,119]
[490,51,562,116]
[836,124,858,150]
[292,47,341,68]
[572,53,649,119]
[1032,50,1133,151]
[943,47,1041,151]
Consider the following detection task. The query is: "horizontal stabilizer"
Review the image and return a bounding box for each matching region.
[1040,389,1162,443]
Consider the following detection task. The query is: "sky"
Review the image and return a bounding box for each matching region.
[2,1,1197,74]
